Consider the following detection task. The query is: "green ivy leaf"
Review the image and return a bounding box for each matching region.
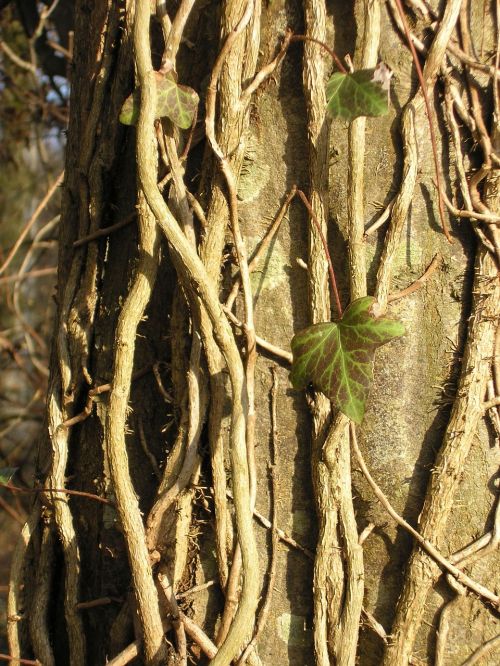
[119,72,199,129]
[290,296,404,423]
[156,73,199,129]
[0,467,18,485]
[325,65,390,121]
[119,88,140,126]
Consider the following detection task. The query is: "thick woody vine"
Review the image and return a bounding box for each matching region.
[2,0,500,665]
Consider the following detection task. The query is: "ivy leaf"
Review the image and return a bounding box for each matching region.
[119,89,140,126]
[0,467,18,485]
[119,72,199,129]
[290,296,404,423]
[156,73,199,129]
[325,64,391,121]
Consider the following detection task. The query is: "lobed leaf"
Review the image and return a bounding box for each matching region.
[156,73,199,129]
[119,72,199,129]
[325,66,390,121]
[290,296,404,423]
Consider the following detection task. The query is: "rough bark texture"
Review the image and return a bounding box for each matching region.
[5,1,499,665]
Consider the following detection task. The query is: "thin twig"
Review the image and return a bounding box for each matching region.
[358,523,375,546]
[106,641,140,666]
[223,306,293,363]
[0,495,25,524]
[5,483,112,506]
[180,612,218,658]
[73,213,136,247]
[364,198,395,236]
[240,28,293,102]
[77,597,122,610]
[226,489,314,559]
[0,171,64,277]
[158,571,187,666]
[435,592,465,666]
[226,186,297,310]
[0,268,57,285]
[351,426,500,606]
[185,191,207,228]
[440,187,500,224]
[176,579,217,599]
[0,655,40,665]
[388,254,442,303]
[461,634,500,665]
[0,41,37,73]
[290,34,347,73]
[296,188,343,318]
[393,0,453,243]
[361,608,388,644]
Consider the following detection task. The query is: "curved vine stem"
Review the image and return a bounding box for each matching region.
[393,0,453,243]
[104,189,166,665]
[133,3,260,664]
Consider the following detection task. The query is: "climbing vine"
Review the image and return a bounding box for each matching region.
[3,1,500,665]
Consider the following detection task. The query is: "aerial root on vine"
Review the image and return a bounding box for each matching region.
[364,197,395,237]
[388,254,442,303]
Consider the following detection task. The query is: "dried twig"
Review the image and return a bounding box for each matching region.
[461,634,500,665]
[0,267,57,285]
[226,489,314,559]
[0,40,37,73]
[73,213,136,247]
[388,254,442,303]
[0,654,41,665]
[351,425,499,606]
[0,171,64,277]
[223,306,293,363]
[226,186,297,310]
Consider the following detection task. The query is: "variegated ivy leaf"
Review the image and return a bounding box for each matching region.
[326,63,391,121]
[119,72,199,129]
[290,296,404,423]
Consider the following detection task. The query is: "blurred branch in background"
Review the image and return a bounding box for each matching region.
[0,1,71,648]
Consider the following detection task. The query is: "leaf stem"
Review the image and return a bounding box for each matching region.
[290,34,347,74]
[297,188,343,317]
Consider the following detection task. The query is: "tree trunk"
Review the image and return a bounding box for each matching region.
[7,1,500,665]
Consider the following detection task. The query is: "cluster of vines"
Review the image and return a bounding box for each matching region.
[3,0,500,665]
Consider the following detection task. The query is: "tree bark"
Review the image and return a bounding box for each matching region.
[6,1,500,665]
